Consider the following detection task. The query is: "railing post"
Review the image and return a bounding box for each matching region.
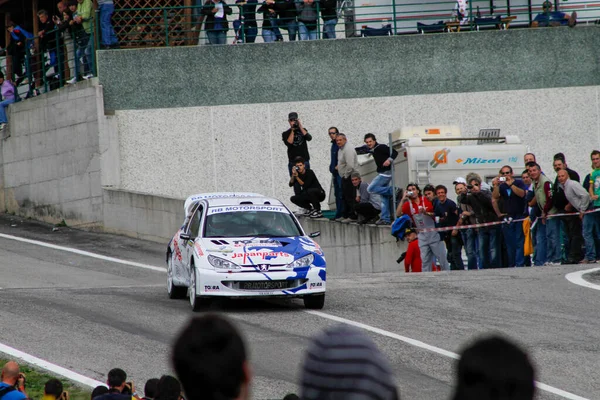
[91,16,97,76]
[164,8,170,46]
[469,0,474,30]
[25,39,32,95]
[389,132,396,220]
[391,0,397,34]
[240,5,246,43]
[316,0,321,39]
[55,29,63,88]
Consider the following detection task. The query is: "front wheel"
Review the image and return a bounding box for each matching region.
[167,253,186,299]
[189,264,210,312]
[303,294,325,309]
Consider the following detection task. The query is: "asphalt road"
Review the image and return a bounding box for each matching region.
[0,215,598,400]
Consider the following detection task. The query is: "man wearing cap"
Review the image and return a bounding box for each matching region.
[282,112,312,177]
[532,0,576,27]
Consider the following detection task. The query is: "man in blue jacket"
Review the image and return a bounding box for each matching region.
[0,361,28,400]
[363,133,398,225]
[328,127,343,219]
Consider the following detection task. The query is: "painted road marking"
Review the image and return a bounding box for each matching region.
[0,233,165,272]
[0,343,105,388]
[565,267,600,291]
[0,233,591,400]
[304,311,589,400]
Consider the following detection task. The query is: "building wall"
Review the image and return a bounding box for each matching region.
[114,85,600,208]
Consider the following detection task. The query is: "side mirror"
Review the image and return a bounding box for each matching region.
[309,231,321,238]
[179,232,191,241]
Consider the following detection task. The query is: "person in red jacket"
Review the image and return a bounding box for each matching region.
[404,228,422,273]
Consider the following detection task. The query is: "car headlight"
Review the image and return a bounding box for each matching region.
[207,255,241,270]
[286,254,314,269]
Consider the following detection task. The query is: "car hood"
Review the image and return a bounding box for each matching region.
[199,236,322,266]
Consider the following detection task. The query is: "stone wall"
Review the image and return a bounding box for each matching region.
[0,80,104,227]
[97,26,600,110]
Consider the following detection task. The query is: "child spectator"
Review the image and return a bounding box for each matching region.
[403,228,422,273]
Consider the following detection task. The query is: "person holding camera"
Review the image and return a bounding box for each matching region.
[289,157,325,218]
[0,361,27,400]
[283,112,311,173]
[201,0,233,45]
[399,183,449,272]
[492,165,527,268]
[458,176,500,269]
[93,368,133,400]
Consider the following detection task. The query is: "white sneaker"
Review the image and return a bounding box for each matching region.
[83,74,94,80]
[45,69,55,78]
[67,77,77,84]
[0,123,6,130]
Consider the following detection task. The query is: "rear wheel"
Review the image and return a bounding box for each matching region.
[303,294,325,309]
[167,253,186,299]
[189,263,210,312]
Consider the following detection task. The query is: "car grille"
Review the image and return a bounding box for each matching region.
[222,279,307,291]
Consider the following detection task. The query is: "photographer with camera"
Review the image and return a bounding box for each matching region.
[399,183,449,272]
[0,361,27,400]
[289,157,325,218]
[492,165,527,268]
[458,176,500,269]
[282,112,312,175]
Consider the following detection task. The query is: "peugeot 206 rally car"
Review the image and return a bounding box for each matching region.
[166,192,326,311]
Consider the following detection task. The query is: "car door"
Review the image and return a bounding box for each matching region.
[183,204,204,283]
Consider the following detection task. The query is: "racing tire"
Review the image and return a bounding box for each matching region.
[303,294,325,309]
[189,264,210,312]
[167,252,187,299]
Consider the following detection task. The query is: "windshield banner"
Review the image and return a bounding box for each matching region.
[208,205,288,215]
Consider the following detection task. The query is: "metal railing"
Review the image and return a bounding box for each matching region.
[2,20,97,100]
[109,0,600,47]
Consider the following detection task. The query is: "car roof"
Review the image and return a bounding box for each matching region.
[205,196,285,208]
[184,192,266,215]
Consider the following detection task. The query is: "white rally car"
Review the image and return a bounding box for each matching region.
[166,192,326,311]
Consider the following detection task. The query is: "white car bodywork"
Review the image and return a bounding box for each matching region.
[166,193,327,310]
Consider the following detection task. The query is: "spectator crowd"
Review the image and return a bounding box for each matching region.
[280,112,600,272]
[0,314,539,400]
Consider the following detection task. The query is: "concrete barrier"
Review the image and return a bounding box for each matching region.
[299,217,405,276]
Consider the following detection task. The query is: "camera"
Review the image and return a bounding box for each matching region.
[407,191,413,196]
[499,177,507,182]
[294,166,300,171]
[466,184,473,190]
[290,119,299,128]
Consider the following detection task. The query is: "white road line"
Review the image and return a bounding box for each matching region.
[565,267,600,291]
[0,343,105,388]
[305,310,590,400]
[0,233,165,272]
[0,232,590,400]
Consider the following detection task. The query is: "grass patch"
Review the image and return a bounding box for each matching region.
[0,359,92,400]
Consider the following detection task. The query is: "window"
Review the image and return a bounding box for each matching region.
[188,206,203,237]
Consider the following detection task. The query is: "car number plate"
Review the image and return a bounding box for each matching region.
[240,281,288,290]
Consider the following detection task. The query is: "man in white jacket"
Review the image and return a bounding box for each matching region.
[336,133,358,222]
[557,169,589,264]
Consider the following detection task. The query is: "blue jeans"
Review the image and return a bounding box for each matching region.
[0,99,15,123]
[478,226,499,268]
[502,220,525,267]
[286,20,298,40]
[75,34,92,77]
[367,174,392,222]
[546,217,561,263]
[99,3,119,46]
[262,28,276,42]
[323,18,337,38]
[461,228,478,270]
[534,220,547,266]
[206,30,227,45]
[583,212,600,261]
[268,17,284,39]
[332,173,343,218]
[298,21,318,40]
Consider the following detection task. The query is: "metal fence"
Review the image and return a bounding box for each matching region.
[110,0,600,47]
[2,21,97,100]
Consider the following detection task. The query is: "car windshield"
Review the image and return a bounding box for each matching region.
[204,211,303,238]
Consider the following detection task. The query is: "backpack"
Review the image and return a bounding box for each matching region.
[0,386,16,400]
[391,215,412,240]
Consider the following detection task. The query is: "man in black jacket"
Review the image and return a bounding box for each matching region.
[458,176,500,268]
[363,133,398,225]
[289,157,325,218]
[320,0,337,38]
[38,10,60,79]
[273,0,299,40]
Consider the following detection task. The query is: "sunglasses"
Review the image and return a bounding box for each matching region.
[500,171,511,175]
[472,183,480,187]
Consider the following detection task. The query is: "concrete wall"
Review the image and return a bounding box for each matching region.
[0,80,104,227]
[97,26,600,110]
[114,85,600,210]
